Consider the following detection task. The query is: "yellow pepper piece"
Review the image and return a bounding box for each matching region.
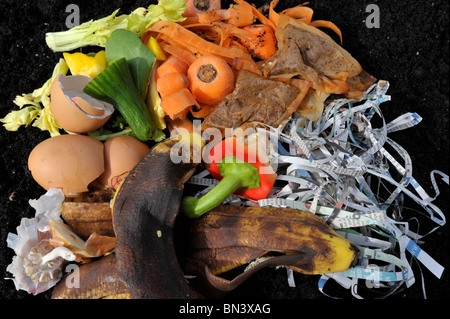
[63,51,107,78]
[147,37,166,61]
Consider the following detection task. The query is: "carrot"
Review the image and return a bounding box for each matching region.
[155,55,189,80]
[240,24,277,60]
[160,88,200,120]
[183,0,222,18]
[156,72,189,99]
[187,54,236,105]
[147,20,259,73]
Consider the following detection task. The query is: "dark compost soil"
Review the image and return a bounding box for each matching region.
[0,0,448,300]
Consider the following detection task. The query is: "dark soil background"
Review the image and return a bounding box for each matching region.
[0,0,448,301]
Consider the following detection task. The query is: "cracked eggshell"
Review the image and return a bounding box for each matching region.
[28,134,105,197]
[50,74,114,133]
[98,136,150,188]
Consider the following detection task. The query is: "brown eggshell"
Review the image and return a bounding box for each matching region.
[98,136,150,188]
[50,74,114,133]
[28,134,105,197]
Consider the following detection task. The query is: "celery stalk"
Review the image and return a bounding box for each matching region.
[1,58,68,136]
[45,0,187,52]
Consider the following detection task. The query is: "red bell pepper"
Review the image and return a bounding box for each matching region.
[182,136,277,218]
[208,136,277,200]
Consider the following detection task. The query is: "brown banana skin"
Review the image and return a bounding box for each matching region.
[51,253,130,299]
[112,138,200,299]
[177,205,360,295]
[61,188,115,240]
[61,202,114,240]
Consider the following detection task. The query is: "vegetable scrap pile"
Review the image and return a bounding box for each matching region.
[2,0,448,299]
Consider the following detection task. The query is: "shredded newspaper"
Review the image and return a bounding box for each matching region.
[187,80,448,298]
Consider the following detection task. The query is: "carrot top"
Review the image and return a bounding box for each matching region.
[187,54,236,105]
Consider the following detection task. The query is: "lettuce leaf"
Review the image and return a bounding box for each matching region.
[105,29,156,99]
[45,0,187,52]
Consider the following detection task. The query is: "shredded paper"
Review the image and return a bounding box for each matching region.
[187,80,448,299]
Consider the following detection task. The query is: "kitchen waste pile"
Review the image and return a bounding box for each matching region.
[1,0,448,299]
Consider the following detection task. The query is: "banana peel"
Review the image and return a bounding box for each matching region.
[177,205,359,295]
[52,253,130,299]
[111,134,204,299]
[61,188,115,240]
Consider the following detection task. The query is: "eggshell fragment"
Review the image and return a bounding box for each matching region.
[50,74,114,133]
[98,136,150,188]
[28,134,105,197]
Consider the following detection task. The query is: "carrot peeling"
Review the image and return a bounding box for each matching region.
[240,24,277,60]
[147,20,259,73]
[234,0,276,31]
[282,5,314,24]
[269,0,281,26]
[183,23,225,45]
[156,72,189,99]
[155,55,189,80]
[309,20,343,44]
[268,0,343,43]
[225,3,255,27]
[159,41,198,66]
[184,21,276,60]
[160,88,199,120]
